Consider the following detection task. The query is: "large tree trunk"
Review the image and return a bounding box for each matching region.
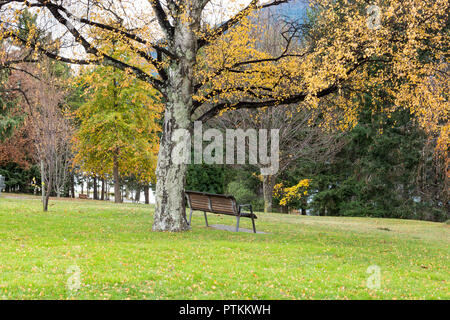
[113,151,121,203]
[152,104,191,231]
[152,10,200,232]
[263,175,275,214]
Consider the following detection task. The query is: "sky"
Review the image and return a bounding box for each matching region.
[1,0,310,62]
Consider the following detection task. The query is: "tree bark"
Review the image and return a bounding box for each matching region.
[144,185,150,204]
[135,186,141,203]
[70,172,75,198]
[43,175,52,212]
[43,189,51,211]
[40,160,45,206]
[153,106,190,231]
[86,177,90,198]
[101,178,105,200]
[113,150,121,203]
[301,198,307,215]
[263,175,275,214]
[93,175,98,200]
[280,206,289,214]
[152,11,200,232]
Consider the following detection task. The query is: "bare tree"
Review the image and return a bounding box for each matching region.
[17,60,72,210]
[215,104,344,213]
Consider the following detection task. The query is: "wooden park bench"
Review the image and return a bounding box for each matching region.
[185,190,258,233]
[79,194,88,199]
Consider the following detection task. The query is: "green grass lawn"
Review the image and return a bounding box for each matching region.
[0,194,448,300]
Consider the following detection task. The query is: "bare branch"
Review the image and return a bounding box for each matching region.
[197,0,289,49]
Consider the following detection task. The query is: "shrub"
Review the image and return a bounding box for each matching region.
[226,181,264,212]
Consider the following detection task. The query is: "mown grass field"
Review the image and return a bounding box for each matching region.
[0,194,448,300]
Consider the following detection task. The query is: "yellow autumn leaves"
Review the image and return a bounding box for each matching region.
[274,179,311,207]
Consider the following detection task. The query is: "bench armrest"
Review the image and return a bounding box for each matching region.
[238,204,253,215]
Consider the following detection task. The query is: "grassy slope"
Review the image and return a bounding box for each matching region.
[0,195,448,300]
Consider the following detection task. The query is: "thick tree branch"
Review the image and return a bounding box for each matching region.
[194,27,305,94]
[27,1,177,60]
[148,0,174,40]
[196,55,371,121]
[37,3,165,90]
[6,30,164,90]
[196,82,339,122]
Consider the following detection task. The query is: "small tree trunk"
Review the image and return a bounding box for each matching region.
[144,185,150,204]
[101,178,105,200]
[70,173,75,198]
[93,175,98,200]
[135,186,141,203]
[43,178,52,212]
[40,160,45,205]
[113,151,121,203]
[280,206,289,214]
[301,198,307,215]
[263,175,275,214]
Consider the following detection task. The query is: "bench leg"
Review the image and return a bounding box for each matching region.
[204,211,209,227]
[251,217,256,233]
[188,208,193,226]
[236,216,240,232]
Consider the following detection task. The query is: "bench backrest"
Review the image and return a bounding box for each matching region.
[185,191,237,216]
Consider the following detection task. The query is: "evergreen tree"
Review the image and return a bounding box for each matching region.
[309,100,447,221]
[0,70,23,142]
